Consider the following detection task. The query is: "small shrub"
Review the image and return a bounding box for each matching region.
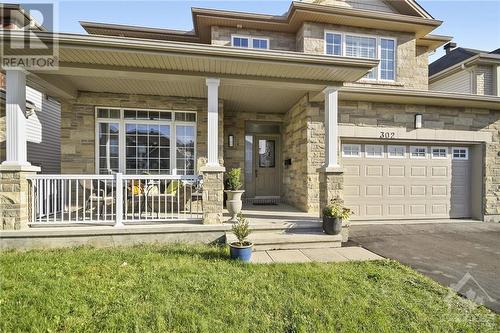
[225,168,242,191]
[323,198,352,220]
[231,213,251,246]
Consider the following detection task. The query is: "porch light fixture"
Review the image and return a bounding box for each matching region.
[228,135,234,147]
[415,114,423,129]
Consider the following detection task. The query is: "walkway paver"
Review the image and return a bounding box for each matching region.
[266,249,311,263]
[251,246,383,264]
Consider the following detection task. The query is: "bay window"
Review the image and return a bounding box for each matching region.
[96,108,196,175]
[324,31,396,81]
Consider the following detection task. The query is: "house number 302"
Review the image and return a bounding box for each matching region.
[379,132,395,139]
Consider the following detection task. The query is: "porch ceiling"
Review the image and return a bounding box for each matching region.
[38,74,308,113]
[0,31,377,102]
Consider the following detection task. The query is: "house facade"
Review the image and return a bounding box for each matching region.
[1,0,499,234]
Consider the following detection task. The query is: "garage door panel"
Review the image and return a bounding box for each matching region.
[343,143,471,221]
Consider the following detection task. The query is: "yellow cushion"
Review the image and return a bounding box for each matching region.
[166,180,180,195]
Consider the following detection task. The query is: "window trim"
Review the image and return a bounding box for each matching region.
[95,107,197,175]
[251,37,270,50]
[365,144,384,158]
[323,30,397,82]
[387,145,406,159]
[410,146,427,159]
[452,147,469,160]
[342,143,361,158]
[431,147,448,159]
[231,34,270,50]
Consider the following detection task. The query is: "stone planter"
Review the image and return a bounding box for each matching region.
[224,190,245,222]
[322,216,343,235]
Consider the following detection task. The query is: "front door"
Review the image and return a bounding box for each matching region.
[254,135,280,197]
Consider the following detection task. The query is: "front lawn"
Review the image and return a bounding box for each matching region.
[0,244,497,332]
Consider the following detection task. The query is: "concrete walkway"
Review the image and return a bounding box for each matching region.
[251,246,383,264]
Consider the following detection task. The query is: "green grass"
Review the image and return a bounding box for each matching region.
[0,244,498,333]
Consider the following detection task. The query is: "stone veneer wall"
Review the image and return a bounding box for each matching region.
[300,22,429,90]
[0,94,4,162]
[60,92,224,174]
[305,99,500,219]
[282,97,309,210]
[211,26,297,52]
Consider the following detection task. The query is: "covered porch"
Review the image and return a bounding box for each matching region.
[0,31,377,230]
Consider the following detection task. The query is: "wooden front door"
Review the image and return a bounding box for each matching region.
[254,135,280,197]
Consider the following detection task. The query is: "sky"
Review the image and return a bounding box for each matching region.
[7,0,500,62]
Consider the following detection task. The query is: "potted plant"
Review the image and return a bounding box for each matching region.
[229,213,253,262]
[322,198,352,235]
[224,168,245,222]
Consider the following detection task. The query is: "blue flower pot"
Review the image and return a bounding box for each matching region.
[229,243,253,262]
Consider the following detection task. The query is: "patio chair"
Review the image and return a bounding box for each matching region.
[79,179,114,218]
[144,180,193,218]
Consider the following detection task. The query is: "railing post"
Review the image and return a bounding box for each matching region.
[115,172,124,227]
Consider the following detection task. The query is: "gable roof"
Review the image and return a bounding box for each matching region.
[429,47,500,76]
[81,1,442,44]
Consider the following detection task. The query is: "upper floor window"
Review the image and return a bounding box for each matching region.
[380,38,395,81]
[252,38,269,49]
[232,36,249,48]
[232,35,269,50]
[324,31,396,81]
[325,32,342,56]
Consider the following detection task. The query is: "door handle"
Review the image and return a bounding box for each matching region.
[255,169,258,178]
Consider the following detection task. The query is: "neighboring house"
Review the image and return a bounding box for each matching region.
[0,0,499,235]
[429,43,500,96]
[0,86,61,174]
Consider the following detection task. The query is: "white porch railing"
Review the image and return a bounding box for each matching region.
[27,174,203,225]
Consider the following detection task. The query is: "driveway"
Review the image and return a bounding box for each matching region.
[350,222,500,312]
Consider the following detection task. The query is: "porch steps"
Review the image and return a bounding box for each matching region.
[225,230,342,251]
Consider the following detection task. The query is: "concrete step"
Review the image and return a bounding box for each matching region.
[225,231,341,251]
[246,222,323,234]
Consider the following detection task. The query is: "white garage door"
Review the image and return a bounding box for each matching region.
[342,143,471,221]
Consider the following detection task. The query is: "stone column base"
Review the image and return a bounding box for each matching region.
[0,165,39,230]
[319,167,349,242]
[201,166,225,224]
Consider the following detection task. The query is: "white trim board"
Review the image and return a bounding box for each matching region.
[339,125,492,143]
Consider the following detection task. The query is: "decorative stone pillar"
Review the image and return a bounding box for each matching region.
[319,169,348,241]
[201,77,225,224]
[0,169,38,230]
[201,169,225,224]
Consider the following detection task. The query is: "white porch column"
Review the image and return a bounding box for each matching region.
[323,86,340,169]
[2,69,31,167]
[206,77,221,167]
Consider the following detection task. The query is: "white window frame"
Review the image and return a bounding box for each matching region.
[251,37,270,50]
[342,144,361,158]
[231,35,250,48]
[431,147,448,159]
[324,30,397,82]
[95,107,197,175]
[452,147,469,160]
[365,144,384,158]
[410,146,427,159]
[231,35,269,50]
[387,145,406,159]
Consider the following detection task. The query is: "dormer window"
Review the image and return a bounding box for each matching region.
[324,31,396,82]
[231,35,269,50]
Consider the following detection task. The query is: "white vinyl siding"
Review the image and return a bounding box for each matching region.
[430,70,473,94]
[25,87,61,173]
